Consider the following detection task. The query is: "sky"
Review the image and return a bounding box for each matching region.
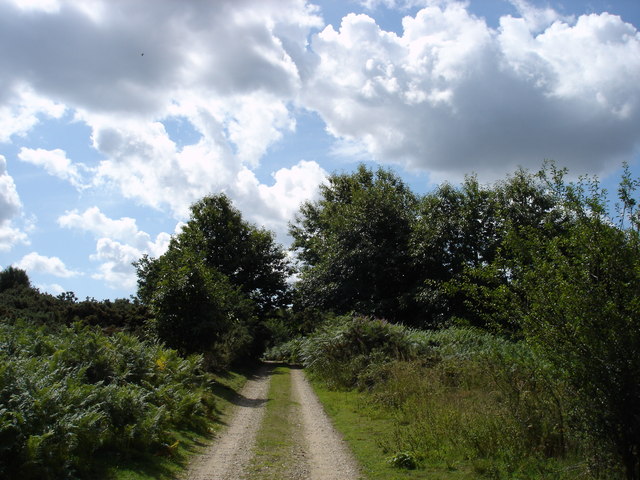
[0,0,638,301]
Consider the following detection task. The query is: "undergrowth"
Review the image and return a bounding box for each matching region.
[0,320,215,479]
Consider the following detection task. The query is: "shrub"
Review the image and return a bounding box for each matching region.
[262,337,306,364]
[298,318,585,477]
[300,316,431,389]
[367,330,579,477]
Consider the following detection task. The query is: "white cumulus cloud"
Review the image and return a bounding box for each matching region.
[18,147,88,188]
[58,206,173,289]
[15,252,79,278]
[0,155,28,251]
[0,84,66,143]
[303,1,640,180]
[232,160,328,239]
[0,0,323,229]
[37,283,66,296]
[90,238,143,290]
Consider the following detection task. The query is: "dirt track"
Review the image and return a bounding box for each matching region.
[183,365,362,480]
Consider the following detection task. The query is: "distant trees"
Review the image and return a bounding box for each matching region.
[289,164,569,328]
[0,266,150,331]
[135,194,291,367]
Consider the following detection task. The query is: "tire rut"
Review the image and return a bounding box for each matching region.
[184,365,272,480]
[291,368,362,480]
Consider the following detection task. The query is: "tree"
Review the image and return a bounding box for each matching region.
[149,247,254,366]
[410,176,500,325]
[172,194,291,317]
[290,165,419,323]
[135,194,290,365]
[517,174,640,480]
[0,267,30,292]
[434,167,571,331]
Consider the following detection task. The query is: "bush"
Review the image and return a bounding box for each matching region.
[262,336,306,364]
[299,316,431,389]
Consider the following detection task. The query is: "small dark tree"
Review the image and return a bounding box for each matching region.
[174,194,291,318]
[149,248,254,367]
[135,194,290,365]
[0,266,30,292]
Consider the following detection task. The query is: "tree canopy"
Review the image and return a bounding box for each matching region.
[135,194,291,367]
[290,165,419,323]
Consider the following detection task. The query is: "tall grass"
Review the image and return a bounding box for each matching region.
[0,320,212,479]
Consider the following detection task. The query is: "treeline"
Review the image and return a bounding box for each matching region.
[0,267,150,333]
[290,161,630,330]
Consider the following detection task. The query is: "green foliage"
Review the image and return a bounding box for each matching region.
[290,164,571,329]
[520,213,640,477]
[299,316,431,389]
[372,335,568,465]
[262,336,306,364]
[0,321,211,479]
[290,165,419,323]
[0,266,30,292]
[165,194,291,317]
[148,246,254,368]
[136,194,291,366]
[412,167,569,329]
[306,320,596,478]
[0,267,151,333]
[387,452,418,470]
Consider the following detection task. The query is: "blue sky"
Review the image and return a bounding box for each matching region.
[0,0,638,300]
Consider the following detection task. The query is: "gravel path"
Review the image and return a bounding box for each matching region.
[184,365,362,480]
[290,368,362,480]
[184,365,272,480]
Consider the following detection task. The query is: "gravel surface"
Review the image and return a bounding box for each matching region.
[290,368,363,480]
[183,365,272,480]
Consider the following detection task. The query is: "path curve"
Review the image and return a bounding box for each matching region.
[184,365,272,480]
[291,368,362,480]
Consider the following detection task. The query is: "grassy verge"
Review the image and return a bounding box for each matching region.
[246,365,304,480]
[311,374,586,480]
[95,368,251,480]
[311,381,473,480]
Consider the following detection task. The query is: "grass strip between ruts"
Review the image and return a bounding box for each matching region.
[246,365,306,480]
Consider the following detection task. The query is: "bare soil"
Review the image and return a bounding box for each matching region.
[183,365,362,480]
